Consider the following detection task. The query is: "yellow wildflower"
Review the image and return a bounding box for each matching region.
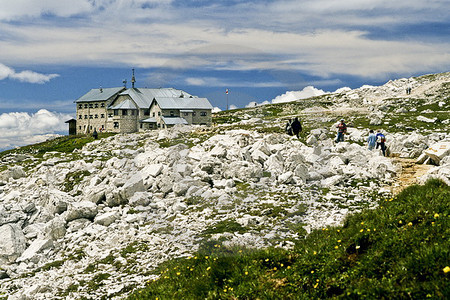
[443,266,450,273]
[361,222,364,225]
[273,267,277,271]
[245,271,248,275]
[408,222,413,226]
[311,270,314,274]
[206,267,211,271]
[265,258,269,262]
[399,220,403,224]
[287,266,291,269]
[367,229,370,232]
[176,272,180,276]
[356,246,360,249]
[360,229,364,232]
[313,251,317,255]
[337,240,342,243]
[280,263,284,267]
[434,213,439,218]
[205,256,209,259]
[313,282,319,289]
[335,246,339,249]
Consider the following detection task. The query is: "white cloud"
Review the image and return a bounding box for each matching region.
[0,63,59,83]
[0,0,449,81]
[229,104,238,110]
[0,109,72,150]
[0,0,93,20]
[212,107,222,113]
[271,86,328,104]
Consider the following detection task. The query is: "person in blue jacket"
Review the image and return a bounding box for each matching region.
[367,129,377,150]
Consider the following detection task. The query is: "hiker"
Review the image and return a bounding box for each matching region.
[291,117,302,139]
[285,119,293,136]
[93,128,98,139]
[376,130,386,156]
[335,119,347,143]
[367,129,377,150]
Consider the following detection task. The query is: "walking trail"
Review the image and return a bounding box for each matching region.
[391,157,433,195]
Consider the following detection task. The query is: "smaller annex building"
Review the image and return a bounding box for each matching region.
[75,86,213,134]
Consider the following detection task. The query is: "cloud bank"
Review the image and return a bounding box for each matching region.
[0,109,72,150]
[271,86,327,104]
[0,63,59,84]
[0,1,448,80]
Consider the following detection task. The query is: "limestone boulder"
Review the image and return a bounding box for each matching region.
[17,238,53,263]
[120,173,146,199]
[94,211,120,226]
[424,141,450,164]
[0,224,27,264]
[65,201,98,222]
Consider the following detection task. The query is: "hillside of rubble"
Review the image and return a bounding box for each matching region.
[0,72,449,299]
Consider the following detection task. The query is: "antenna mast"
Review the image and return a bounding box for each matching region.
[131,68,136,88]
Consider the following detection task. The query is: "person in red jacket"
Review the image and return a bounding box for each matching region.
[335,119,347,143]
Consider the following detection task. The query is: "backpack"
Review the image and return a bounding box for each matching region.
[378,134,386,143]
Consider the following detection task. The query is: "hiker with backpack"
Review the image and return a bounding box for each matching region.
[335,119,347,143]
[285,119,293,136]
[376,130,387,156]
[291,117,302,139]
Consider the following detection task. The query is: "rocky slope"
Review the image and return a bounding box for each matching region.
[0,72,449,299]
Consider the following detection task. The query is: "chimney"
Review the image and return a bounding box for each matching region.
[100,86,103,93]
[131,68,136,88]
[123,79,127,88]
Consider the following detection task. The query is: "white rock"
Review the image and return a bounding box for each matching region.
[424,141,450,164]
[65,201,98,222]
[143,164,164,178]
[121,173,146,199]
[17,238,53,262]
[95,211,119,226]
[0,224,27,263]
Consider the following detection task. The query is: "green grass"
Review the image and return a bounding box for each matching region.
[0,133,116,159]
[128,179,449,299]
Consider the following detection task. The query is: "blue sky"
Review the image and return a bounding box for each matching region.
[0,0,449,149]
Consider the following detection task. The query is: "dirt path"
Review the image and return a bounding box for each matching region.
[391,157,433,194]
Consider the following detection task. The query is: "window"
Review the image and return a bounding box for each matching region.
[101,114,105,118]
[158,112,161,116]
[170,111,174,116]
[114,122,119,128]
[78,104,82,109]
[79,115,82,119]
[89,115,93,119]
[95,103,98,108]
[140,123,143,129]
[95,114,98,119]
[89,104,93,108]
[79,126,82,130]
[158,123,161,128]
[131,110,135,116]
[192,112,196,116]
[122,109,127,116]
[108,113,113,118]
[114,110,118,116]
[200,111,207,116]
[152,112,155,117]
[84,115,88,119]
[84,104,88,108]
[101,103,105,107]
[183,112,189,116]
[101,125,104,129]
[144,109,150,116]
